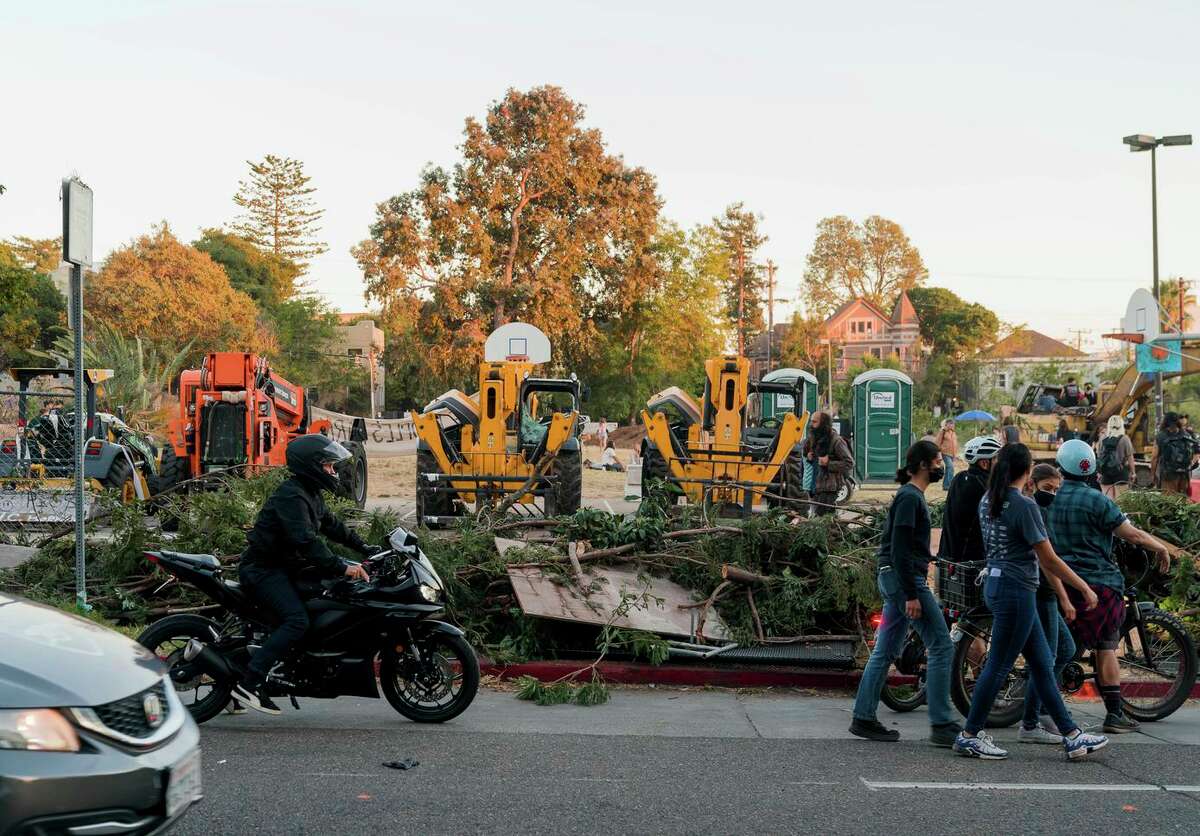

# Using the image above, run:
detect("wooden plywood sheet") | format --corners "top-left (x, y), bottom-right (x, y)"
top-left (507, 564), bottom-right (729, 641)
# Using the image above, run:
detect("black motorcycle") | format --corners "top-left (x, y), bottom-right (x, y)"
top-left (137, 527), bottom-right (479, 724)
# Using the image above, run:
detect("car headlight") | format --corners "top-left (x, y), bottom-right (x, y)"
top-left (418, 584), bottom-right (440, 603)
top-left (0, 709), bottom-right (81, 752)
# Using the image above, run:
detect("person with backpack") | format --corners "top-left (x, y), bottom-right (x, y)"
top-left (1152, 412), bottom-right (1194, 494)
top-left (1059, 377), bottom-right (1082, 408)
top-left (1096, 415), bottom-right (1135, 499)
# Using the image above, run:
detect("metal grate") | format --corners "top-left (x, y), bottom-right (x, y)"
top-left (711, 639), bottom-right (857, 669)
top-left (937, 559), bottom-right (986, 611)
top-left (92, 680), bottom-right (171, 740)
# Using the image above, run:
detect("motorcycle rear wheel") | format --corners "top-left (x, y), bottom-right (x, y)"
top-left (138, 615), bottom-right (232, 724)
top-left (380, 632), bottom-right (480, 723)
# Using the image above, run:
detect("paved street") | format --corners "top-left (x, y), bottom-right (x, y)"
top-left (177, 689), bottom-right (1200, 835)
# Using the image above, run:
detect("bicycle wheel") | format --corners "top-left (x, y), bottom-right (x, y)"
top-left (1118, 608), bottom-right (1198, 722)
top-left (881, 629), bottom-right (927, 712)
top-left (949, 614), bottom-right (1027, 728)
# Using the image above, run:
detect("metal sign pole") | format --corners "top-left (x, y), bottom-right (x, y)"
top-left (71, 264), bottom-right (87, 609)
top-left (62, 176), bottom-right (93, 610)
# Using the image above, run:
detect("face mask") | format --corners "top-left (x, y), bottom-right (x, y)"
top-left (929, 466), bottom-right (946, 483)
top-left (1034, 489), bottom-right (1057, 508)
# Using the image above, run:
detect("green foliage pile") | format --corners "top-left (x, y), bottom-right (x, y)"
top-left (0, 470), bottom-right (395, 623)
top-left (1116, 490), bottom-right (1200, 632)
top-left (421, 504), bottom-right (886, 663)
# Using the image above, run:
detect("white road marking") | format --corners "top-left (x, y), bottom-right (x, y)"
top-left (603, 500), bottom-right (614, 514)
top-left (861, 778), bottom-right (1200, 793)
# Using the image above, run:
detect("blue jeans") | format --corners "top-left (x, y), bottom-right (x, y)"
top-left (1022, 596), bottom-right (1077, 726)
top-left (965, 574), bottom-right (1079, 736)
top-left (942, 454), bottom-right (955, 490)
top-left (853, 568), bottom-right (956, 727)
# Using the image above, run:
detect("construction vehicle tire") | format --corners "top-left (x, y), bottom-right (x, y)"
top-left (416, 448), bottom-right (453, 526)
top-left (339, 441), bottom-right (368, 509)
top-left (640, 442), bottom-right (672, 508)
top-left (151, 445), bottom-right (188, 496)
top-left (548, 449), bottom-right (582, 517)
top-left (768, 450), bottom-right (806, 510)
top-left (102, 455), bottom-right (138, 504)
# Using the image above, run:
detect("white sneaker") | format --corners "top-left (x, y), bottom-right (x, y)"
top-left (953, 731), bottom-right (1008, 760)
top-left (1019, 723), bottom-right (1063, 744)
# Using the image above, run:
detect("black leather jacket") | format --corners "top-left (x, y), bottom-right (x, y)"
top-left (241, 475), bottom-right (367, 575)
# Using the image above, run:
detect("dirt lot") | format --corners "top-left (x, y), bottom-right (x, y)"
top-left (369, 444), bottom-right (633, 500)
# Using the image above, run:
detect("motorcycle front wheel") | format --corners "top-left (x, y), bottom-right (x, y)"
top-left (380, 631), bottom-right (480, 723)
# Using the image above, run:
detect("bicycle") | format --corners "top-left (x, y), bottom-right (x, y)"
top-left (948, 545), bottom-right (1198, 728)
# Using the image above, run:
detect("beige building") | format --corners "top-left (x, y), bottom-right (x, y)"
top-left (333, 313), bottom-right (385, 415)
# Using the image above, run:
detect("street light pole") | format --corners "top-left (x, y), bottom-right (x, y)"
top-left (1124, 132), bottom-right (1192, 423)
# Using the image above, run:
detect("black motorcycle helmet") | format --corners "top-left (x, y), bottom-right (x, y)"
top-left (286, 434), bottom-right (351, 493)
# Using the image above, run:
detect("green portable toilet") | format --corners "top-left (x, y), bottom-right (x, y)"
top-left (852, 369), bottom-right (913, 482)
top-left (760, 368), bottom-right (818, 419)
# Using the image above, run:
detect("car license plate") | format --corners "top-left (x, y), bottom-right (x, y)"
top-left (166, 748), bottom-right (203, 818)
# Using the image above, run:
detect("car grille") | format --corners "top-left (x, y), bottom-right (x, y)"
top-left (92, 680), bottom-right (172, 740)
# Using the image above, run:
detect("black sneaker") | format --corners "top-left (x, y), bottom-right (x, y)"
top-left (929, 722), bottom-right (963, 748)
top-left (1103, 712), bottom-right (1140, 734)
top-left (849, 718), bottom-right (900, 741)
top-left (231, 681), bottom-right (282, 715)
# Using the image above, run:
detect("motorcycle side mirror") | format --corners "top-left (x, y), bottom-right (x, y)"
top-left (116, 405), bottom-right (126, 422)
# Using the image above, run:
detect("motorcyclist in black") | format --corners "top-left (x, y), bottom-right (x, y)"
top-left (938, 435), bottom-right (1002, 563)
top-left (231, 434), bottom-right (373, 714)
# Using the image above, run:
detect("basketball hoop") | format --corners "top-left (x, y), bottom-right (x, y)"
top-left (1151, 345), bottom-right (1170, 361)
top-left (505, 355), bottom-right (529, 362)
top-left (1102, 332), bottom-right (1145, 344)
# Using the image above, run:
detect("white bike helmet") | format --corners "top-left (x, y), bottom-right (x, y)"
top-left (963, 435), bottom-right (1002, 464)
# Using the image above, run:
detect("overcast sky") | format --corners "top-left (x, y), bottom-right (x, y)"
top-left (3, 0), bottom-right (1197, 350)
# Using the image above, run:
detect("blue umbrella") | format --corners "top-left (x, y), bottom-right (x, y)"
top-left (956, 409), bottom-right (997, 422)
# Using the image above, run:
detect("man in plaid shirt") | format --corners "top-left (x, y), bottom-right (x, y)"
top-left (1044, 441), bottom-right (1171, 734)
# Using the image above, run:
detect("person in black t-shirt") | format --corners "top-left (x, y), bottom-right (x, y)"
top-left (850, 440), bottom-right (960, 746)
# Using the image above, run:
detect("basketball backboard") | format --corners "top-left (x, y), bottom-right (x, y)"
top-left (1120, 288), bottom-right (1160, 343)
top-left (484, 322), bottom-right (552, 363)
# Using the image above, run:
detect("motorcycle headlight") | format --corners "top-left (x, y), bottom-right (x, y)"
top-left (418, 584), bottom-right (440, 603)
top-left (0, 709), bottom-right (81, 752)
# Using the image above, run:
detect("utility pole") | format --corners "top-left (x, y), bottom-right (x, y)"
top-left (765, 260), bottom-right (777, 372)
top-left (1068, 328), bottom-right (1090, 351)
top-left (736, 246), bottom-right (746, 356)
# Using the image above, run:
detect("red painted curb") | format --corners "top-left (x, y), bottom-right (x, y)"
top-left (479, 659), bottom-right (1200, 698)
top-left (481, 659), bottom-right (863, 689)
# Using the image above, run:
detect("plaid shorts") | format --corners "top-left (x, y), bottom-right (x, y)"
top-left (1066, 583), bottom-right (1125, 650)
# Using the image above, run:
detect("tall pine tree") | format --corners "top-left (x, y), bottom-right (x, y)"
top-left (232, 155), bottom-right (328, 271)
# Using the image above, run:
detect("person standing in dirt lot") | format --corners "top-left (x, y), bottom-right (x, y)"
top-left (802, 411), bottom-right (854, 515)
top-left (1096, 415), bottom-right (1135, 499)
top-left (596, 417), bottom-right (609, 450)
top-left (935, 419), bottom-right (957, 490)
top-left (850, 439), bottom-right (960, 746)
top-left (1152, 412), bottom-right (1194, 494)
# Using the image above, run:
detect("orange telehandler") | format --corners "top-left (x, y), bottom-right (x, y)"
top-left (167, 352), bottom-right (368, 506)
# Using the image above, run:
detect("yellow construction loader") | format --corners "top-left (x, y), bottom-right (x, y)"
top-left (411, 323), bottom-right (583, 525)
top-left (1015, 342), bottom-right (1200, 484)
top-left (639, 355), bottom-right (809, 516)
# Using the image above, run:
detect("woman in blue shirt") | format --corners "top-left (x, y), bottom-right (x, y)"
top-left (953, 443), bottom-right (1109, 761)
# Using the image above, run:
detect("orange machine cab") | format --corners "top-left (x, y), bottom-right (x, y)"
top-left (170, 353), bottom-right (327, 479)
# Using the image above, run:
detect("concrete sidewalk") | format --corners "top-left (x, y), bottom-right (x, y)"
top-left (211, 687), bottom-right (1200, 747)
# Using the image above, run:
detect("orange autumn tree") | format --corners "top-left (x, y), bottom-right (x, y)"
top-left (86, 224), bottom-right (268, 355)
